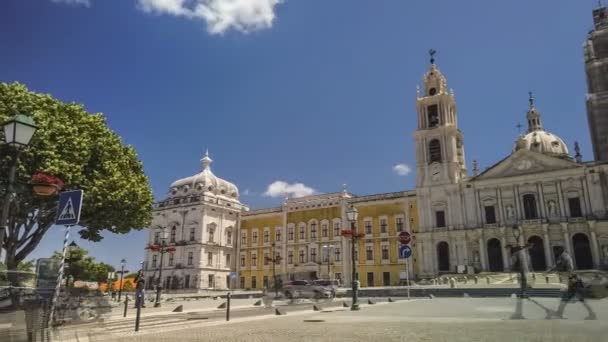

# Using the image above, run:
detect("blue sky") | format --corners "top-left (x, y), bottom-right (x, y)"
top-left (0, 0), bottom-right (599, 272)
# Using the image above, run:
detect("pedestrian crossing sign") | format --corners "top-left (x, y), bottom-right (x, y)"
top-left (55, 190), bottom-right (84, 225)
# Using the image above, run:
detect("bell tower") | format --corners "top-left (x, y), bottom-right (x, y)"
top-left (413, 50), bottom-right (467, 188)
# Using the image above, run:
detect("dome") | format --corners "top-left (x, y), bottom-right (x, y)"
top-left (514, 130), bottom-right (570, 157)
top-left (168, 151), bottom-right (240, 199)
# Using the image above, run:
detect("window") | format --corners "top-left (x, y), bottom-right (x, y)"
top-left (276, 229), bottom-right (282, 242)
top-left (367, 272), bottom-right (375, 287)
top-left (240, 255), bottom-right (245, 267)
top-left (263, 276), bottom-right (269, 288)
top-left (485, 206), bottom-right (497, 224)
top-left (323, 248), bottom-right (330, 262)
top-left (427, 104), bottom-right (439, 127)
top-left (154, 232), bottom-right (160, 244)
top-left (227, 232), bottom-right (232, 245)
top-left (429, 139), bottom-right (442, 163)
top-left (190, 228), bottom-right (196, 241)
top-left (241, 233), bottom-right (247, 245)
top-left (569, 198), bottom-right (583, 218)
top-left (252, 231), bottom-right (258, 243)
top-left (335, 273), bottom-right (342, 282)
top-left (299, 227), bottom-right (305, 240)
top-left (240, 277), bottom-right (245, 289)
top-left (381, 245), bottom-right (389, 260)
top-left (364, 246), bottom-right (372, 261)
top-left (207, 252), bottom-right (213, 266)
top-left (251, 254), bottom-right (257, 266)
top-left (299, 250), bottom-right (305, 263)
top-left (365, 221), bottom-right (372, 235)
top-left (275, 252), bottom-right (281, 264)
top-left (208, 229), bottom-right (214, 243)
top-left (288, 251), bottom-right (294, 264)
top-left (225, 254), bottom-right (231, 265)
top-left (335, 248), bottom-right (341, 261)
top-left (322, 224), bottom-right (328, 237)
top-left (310, 224), bottom-right (317, 239)
top-left (251, 276), bottom-right (257, 289)
top-left (170, 226), bottom-right (177, 243)
top-left (152, 255), bottom-right (157, 268)
top-left (310, 248), bottom-right (317, 263)
top-left (523, 194), bottom-right (538, 219)
top-left (333, 222), bottom-right (341, 237)
top-left (380, 218), bottom-right (387, 233)
top-left (436, 210), bottom-right (446, 228)
top-left (188, 251), bottom-right (194, 265)
top-left (168, 253), bottom-right (174, 266)
top-left (264, 252), bottom-right (269, 266)
top-left (288, 227), bottom-right (294, 240)
top-left (396, 217), bottom-right (404, 232)
top-left (264, 230), bottom-right (269, 243)
top-left (184, 275), bottom-right (190, 289)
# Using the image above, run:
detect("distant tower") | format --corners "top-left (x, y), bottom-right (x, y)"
top-left (584, 3), bottom-right (608, 161)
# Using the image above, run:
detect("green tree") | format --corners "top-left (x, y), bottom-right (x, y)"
top-left (122, 281), bottom-right (134, 291)
top-left (51, 247), bottom-right (115, 283)
top-left (0, 83), bottom-right (153, 270)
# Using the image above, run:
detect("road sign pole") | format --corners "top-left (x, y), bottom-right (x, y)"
top-left (48, 224), bottom-right (72, 327)
top-left (406, 258), bottom-right (410, 300)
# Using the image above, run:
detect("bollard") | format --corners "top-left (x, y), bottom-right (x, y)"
top-left (135, 292), bottom-right (142, 332)
top-left (545, 276), bottom-right (550, 284)
top-left (123, 296), bottom-right (129, 317)
top-left (486, 277), bottom-right (491, 285)
top-left (226, 292), bottom-right (231, 321)
top-left (474, 276), bottom-right (478, 284)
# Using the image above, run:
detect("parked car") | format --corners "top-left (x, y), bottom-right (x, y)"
top-left (281, 280), bottom-right (333, 300)
top-left (312, 279), bottom-right (344, 297)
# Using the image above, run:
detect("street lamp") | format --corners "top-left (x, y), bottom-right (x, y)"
top-left (1, 113), bottom-right (37, 256)
top-left (270, 242), bottom-right (279, 297)
top-left (346, 205), bottom-right (360, 311)
top-left (66, 241), bottom-right (79, 289)
top-left (511, 224), bottom-right (529, 298)
top-left (154, 227), bottom-right (169, 307)
top-left (117, 258), bottom-right (127, 301)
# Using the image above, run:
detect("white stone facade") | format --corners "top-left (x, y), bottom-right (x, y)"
top-left (142, 152), bottom-right (248, 292)
top-left (414, 59), bottom-right (608, 278)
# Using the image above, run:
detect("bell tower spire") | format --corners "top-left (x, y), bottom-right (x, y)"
top-left (526, 91), bottom-right (543, 132)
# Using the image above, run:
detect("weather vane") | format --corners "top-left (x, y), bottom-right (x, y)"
top-left (429, 49), bottom-right (437, 64)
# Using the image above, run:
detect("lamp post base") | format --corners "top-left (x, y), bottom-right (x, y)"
top-left (153, 302), bottom-right (161, 308)
top-left (350, 304), bottom-right (360, 311)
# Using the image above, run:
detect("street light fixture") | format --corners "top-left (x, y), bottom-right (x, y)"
top-left (118, 258), bottom-right (127, 302)
top-left (1, 113), bottom-right (37, 257)
top-left (511, 224), bottom-right (528, 298)
top-left (346, 205), bottom-right (360, 311)
top-left (154, 227), bottom-right (170, 307)
top-left (66, 241), bottom-right (79, 289)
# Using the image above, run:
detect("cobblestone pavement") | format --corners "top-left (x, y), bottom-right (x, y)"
top-left (90, 297), bottom-right (608, 342)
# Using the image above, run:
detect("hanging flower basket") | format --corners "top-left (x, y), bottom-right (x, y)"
top-left (30, 173), bottom-right (64, 196)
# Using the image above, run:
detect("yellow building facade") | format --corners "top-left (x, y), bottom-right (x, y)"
top-left (237, 190), bottom-right (418, 289)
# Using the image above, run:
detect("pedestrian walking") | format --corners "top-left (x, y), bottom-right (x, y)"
top-left (134, 271), bottom-right (146, 308)
top-left (552, 273), bottom-right (596, 320)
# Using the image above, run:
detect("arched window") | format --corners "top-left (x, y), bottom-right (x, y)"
top-left (427, 105), bottom-right (439, 127)
top-left (429, 139), bottom-right (442, 163)
top-left (170, 226), bottom-right (177, 243)
top-left (523, 194), bottom-right (538, 219)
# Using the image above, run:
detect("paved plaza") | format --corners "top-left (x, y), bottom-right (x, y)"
top-left (52, 297), bottom-right (608, 342)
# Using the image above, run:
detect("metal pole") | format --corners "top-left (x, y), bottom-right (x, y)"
top-left (226, 292), bottom-right (231, 321)
top-left (520, 249), bottom-right (527, 298)
top-left (154, 242), bottom-right (165, 307)
top-left (272, 244), bottom-right (278, 297)
top-left (350, 221), bottom-right (359, 311)
top-left (405, 258), bottom-right (410, 300)
top-left (0, 149), bottom-right (19, 258)
top-left (123, 296), bottom-right (129, 317)
top-left (327, 247), bottom-right (331, 277)
top-left (135, 291), bottom-right (142, 332)
top-left (48, 225), bottom-right (72, 327)
top-left (118, 264), bottom-right (125, 301)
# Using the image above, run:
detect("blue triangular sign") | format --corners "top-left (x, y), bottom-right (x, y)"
top-left (55, 190), bottom-right (84, 225)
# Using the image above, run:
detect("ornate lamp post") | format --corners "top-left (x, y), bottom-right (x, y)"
top-left (346, 205), bottom-right (361, 311)
top-left (0, 113), bottom-right (37, 256)
top-left (153, 228), bottom-right (171, 307)
top-left (117, 258), bottom-right (127, 301)
top-left (66, 241), bottom-right (80, 289)
top-left (266, 242), bottom-right (282, 297)
top-left (511, 224), bottom-right (530, 298)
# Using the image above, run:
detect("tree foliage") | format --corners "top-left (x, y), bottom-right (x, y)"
top-left (0, 82), bottom-right (153, 269)
top-left (51, 247), bottom-right (115, 283)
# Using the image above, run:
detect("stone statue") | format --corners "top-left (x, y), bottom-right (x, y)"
top-left (505, 205), bottom-right (514, 219)
top-left (548, 200), bottom-right (557, 216)
top-left (473, 251), bottom-right (480, 264)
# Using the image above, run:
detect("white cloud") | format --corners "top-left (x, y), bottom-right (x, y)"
top-left (51, 0), bottom-right (91, 6)
top-left (393, 163), bottom-right (411, 176)
top-left (137, 0), bottom-right (283, 34)
top-left (264, 181), bottom-right (316, 198)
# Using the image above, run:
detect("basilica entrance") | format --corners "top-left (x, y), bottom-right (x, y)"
top-left (572, 233), bottom-right (594, 269)
top-left (437, 241), bottom-right (450, 272)
top-left (527, 236), bottom-right (546, 271)
top-left (486, 238), bottom-right (504, 272)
